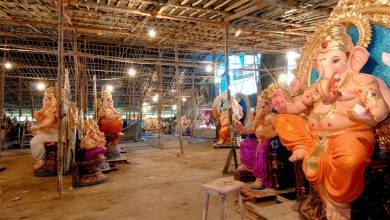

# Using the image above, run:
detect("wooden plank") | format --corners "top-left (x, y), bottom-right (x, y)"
top-left (245, 201), bottom-right (300, 220)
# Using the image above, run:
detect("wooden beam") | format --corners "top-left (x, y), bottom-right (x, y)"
top-left (158, 0), bottom-right (178, 14)
top-left (228, 0), bottom-right (270, 21)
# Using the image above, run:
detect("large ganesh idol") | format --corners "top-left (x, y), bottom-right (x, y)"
top-left (272, 18), bottom-right (390, 220)
top-left (97, 90), bottom-right (123, 159)
top-left (30, 87), bottom-right (58, 170)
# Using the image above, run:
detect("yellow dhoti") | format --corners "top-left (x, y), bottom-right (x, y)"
top-left (275, 114), bottom-right (374, 208)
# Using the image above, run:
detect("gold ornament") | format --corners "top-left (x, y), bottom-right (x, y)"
top-left (44, 87), bottom-right (56, 98)
top-left (294, 0), bottom-right (390, 87)
top-left (316, 25), bottom-right (355, 54)
top-left (102, 90), bottom-right (112, 99)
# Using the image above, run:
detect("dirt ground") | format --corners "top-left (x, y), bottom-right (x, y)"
top-left (0, 135), bottom-right (247, 220)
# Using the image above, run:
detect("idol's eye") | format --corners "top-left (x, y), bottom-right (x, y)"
top-left (332, 58), bottom-right (340, 64)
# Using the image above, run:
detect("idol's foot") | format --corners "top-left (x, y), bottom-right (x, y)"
top-left (288, 148), bottom-right (306, 162)
top-left (98, 154), bottom-right (106, 160)
top-left (217, 139), bottom-right (224, 145)
top-left (118, 132), bottom-right (124, 136)
top-left (249, 179), bottom-right (265, 190)
top-left (32, 160), bottom-right (44, 170)
top-left (326, 203), bottom-right (351, 220)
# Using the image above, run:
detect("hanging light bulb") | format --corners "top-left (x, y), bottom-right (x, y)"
top-left (128, 68), bottom-right (136, 77)
top-left (37, 82), bottom-right (46, 91)
top-left (4, 62), bottom-right (12, 69)
top-left (206, 65), bottom-right (213, 73)
top-left (182, 97), bottom-right (187, 102)
top-left (152, 95), bottom-right (158, 102)
top-left (172, 105), bottom-right (177, 110)
top-left (234, 29), bottom-right (242, 37)
top-left (106, 85), bottom-right (114, 92)
top-left (148, 29), bottom-right (156, 38)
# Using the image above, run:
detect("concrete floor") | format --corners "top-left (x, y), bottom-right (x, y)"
top-left (0, 135), bottom-right (248, 220)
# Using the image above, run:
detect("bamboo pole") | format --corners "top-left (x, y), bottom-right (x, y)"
top-left (175, 40), bottom-right (184, 155)
top-left (56, 0), bottom-right (65, 199)
top-left (18, 77), bottom-right (22, 121)
top-left (157, 45), bottom-right (162, 140)
top-left (132, 79), bottom-right (135, 120)
top-left (82, 40), bottom-right (88, 117)
top-left (225, 22), bottom-right (238, 168)
top-left (73, 31), bottom-right (80, 108)
top-left (93, 75), bottom-right (97, 119)
top-left (253, 46), bottom-right (262, 94)
top-left (29, 82), bottom-right (34, 120)
top-left (191, 70), bottom-right (195, 138)
top-left (0, 50), bottom-right (5, 133)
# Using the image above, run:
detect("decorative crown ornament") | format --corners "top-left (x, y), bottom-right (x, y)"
top-left (293, 0), bottom-right (390, 87)
top-left (44, 87), bottom-right (56, 98)
top-left (317, 25), bottom-right (355, 54)
top-left (102, 90), bottom-right (112, 99)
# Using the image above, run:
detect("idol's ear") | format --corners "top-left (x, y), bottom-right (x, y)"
top-left (348, 46), bottom-right (369, 73)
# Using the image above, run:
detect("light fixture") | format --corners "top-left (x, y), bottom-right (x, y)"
top-left (37, 82), bottom-right (46, 91)
top-left (152, 95), bottom-right (158, 102)
top-left (287, 51), bottom-right (300, 62)
top-left (143, 102), bottom-right (148, 106)
top-left (171, 89), bottom-right (176, 93)
top-left (278, 74), bottom-right (287, 84)
top-left (128, 68), bottom-right (136, 77)
top-left (148, 29), bottom-right (156, 38)
top-left (106, 85), bottom-right (114, 92)
top-left (182, 97), bottom-right (187, 102)
top-left (206, 65), bottom-right (213, 73)
top-left (286, 73), bottom-right (295, 85)
top-left (234, 29), bottom-right (242, 37)
top-left (4, 62), bottom-right (12, 70)
top-left (172, 105), bottom-right (177, 110)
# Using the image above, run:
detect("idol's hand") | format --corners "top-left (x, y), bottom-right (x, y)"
top-left (271, 90), bottom-right (287, 113)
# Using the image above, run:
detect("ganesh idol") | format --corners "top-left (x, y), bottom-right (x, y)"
top-left (97, 90), bottom-right (123, 158)
top-left (272, 24), bottom-right (389, 219)
top-left (29, 87), bottom-right (58, 170)
top-left (80, 118), bottom-right (106, 161)
top-left (238, 85), bottom-right (278, 190)
top-left (217, 95), bottom-right (244, 145)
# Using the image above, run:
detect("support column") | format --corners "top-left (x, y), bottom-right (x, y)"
top-left (73, 31), bottom-right (80, 110)
top-left (56, 0), bottom-right (65, 199)
top-left (29, 82), bottom-right (34, 120)
top-left (93, 75), bottom-right (97, 119)
top-left (223, 21), bottom-right (239, 172)
top-left (0, 50), bottom-right (6, 129)
top-left (253, 46), bottom-right (262, 95)
top-left (18, 77), bottom-right (22, 121)
top-left (175, 40), bottom-right (184, 155)
top-left (157, 45), bottom-right (162, 140)
top-left (192, 70), bottom-right (196, 138)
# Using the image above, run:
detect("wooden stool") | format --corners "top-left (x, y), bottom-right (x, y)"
top-left (202, 177), bottom-right (245, 220)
